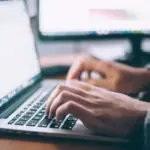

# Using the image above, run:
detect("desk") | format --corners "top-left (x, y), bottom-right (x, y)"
top-left (0, 55), bottom-right (137, 150)
top-left (0, 133), bottom-right (132, 150)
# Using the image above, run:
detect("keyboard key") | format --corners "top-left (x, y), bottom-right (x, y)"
top-left (27, 110), bottom-right (35, 114)
top-left (23, 113), bottom-right (33, 119)
top-left (69, 114), bottom-right (74, 117)
top-left (38, 116), bottom-right (51, 128)
top-left (19, 117), bottom-right (29, 122)
top-left (23, 107), bottom-right (28, 110)
top-left (36, 102), bottom-right (43, 106)
top-left (26, 119), bottom-right (39, 127)
top-left (67, 116), bottom-right (77, 122)
top-left (61, 117), bottom-right (77, 130)
top-left (20, 110), bottom-right (25, 114)
top-left (50, 122), bottom-right (61, 129)
top-left (39, 109), bottom-right (45, 114)
top-left (33, 105), bottom-right (40, 109)
top-left (40, 97), bottom-right (48, 103)
top-left (61, 125), bottom-right (73, 130)
top-left (41, 106), bottom-right (46, 110)
top-left (8, 113), bottom-right (22, 124)
top-left (26, 111), bottom-right (35, 115)
top-left (12, 116), bottom-right (20, 120)
top-left (32, 115), bottom-right (42, 121)
top-left (66, 120), bottom-right (76, 126)
top-left (17, 112), bottom-right (23, 116)
top-left (8, 118), bottom-right (16, 124)
top-left (52, 118), bottom-right (63, 124)
top-left (15, 120), bottom-right (26, 125)
top-left (30, 108), bottom-right (38, 112)
top-left (36, 112), bottom-right (44, 117)
top-left (28, 110), bottom-right (36, 114)
top-left (27, 103), bottom-right (32, 107)
top-left (8, 109), bottom-right (29, 125)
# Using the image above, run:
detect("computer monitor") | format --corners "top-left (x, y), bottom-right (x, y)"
top-left (38, 0), bottom-right (150, 40)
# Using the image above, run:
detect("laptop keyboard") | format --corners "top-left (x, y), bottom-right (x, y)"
top-left (8, 89), bottom-right (77, 130)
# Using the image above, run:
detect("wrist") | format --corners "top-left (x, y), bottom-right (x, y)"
top-left (131, 101), bottom-right (150, 138)
top-left (136, 101), bottom-right (150, 126)
top-left (137, 68), bottom-right (150, 88)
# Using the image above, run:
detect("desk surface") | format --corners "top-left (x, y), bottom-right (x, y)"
top-left (0, 54), bottom-right (136, 150)
top-left (0, 134), bottom-right (131, 150)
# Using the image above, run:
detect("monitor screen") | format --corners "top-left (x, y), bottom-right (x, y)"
top-left (0, 1), bottom-right (41, 107)
top-left (39, 0), bottom-right (150, 39)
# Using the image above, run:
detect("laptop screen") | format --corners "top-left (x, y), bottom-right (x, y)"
top-left (0, 1), bottom-right (41, 107)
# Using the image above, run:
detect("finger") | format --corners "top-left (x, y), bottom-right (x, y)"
top-left (67, 56), bottom-right (110, 80)
top-left (46, 87), bottom-right (59, 115)
top-left (66, 55), bottom-right (96, 80)
top-left (49, 91), bottom-right (94, 118)
top-left (46, 84), bottom-right (64, 115)
top-left (46, 83), bottom-right (98, 115)
top-left (55, 101), bottom-right (90, 121)
top-left (67, 61), bottom-right (84, 80)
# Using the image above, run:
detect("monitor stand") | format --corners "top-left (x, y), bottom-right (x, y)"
top-left (129, 36), bottom-right (143, 66)
top-left (128, 36), bottom-right (150, 67)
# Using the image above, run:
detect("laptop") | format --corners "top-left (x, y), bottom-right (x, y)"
top-left (0, 1), bottom-right (128, 143)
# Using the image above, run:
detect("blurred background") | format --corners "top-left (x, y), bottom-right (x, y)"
top-left (25, 0), bottom-right (150, 66)
top-left (1, 0), bottom-right (150, 73)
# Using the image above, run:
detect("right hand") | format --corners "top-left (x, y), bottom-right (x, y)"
top-left (46, 81), bottom-right (148, 137)
top-left (67, 54), bottom-right (150, 94)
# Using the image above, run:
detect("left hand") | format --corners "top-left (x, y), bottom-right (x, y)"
top-left (46, 80), bottom-right (148, 137)
top-left (67, 54), bottom-right (150, 94)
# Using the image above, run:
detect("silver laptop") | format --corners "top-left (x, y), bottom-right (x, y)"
top-left (0, 1), bottom-right (128, 143)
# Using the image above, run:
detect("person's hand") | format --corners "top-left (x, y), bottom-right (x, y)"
top-left (46, 80), bottom-right (149, 137)
top-left (67, 54), bottom-right (150, 94)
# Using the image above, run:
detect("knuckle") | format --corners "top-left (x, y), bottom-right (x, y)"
top-left (59, 91), bottom-right (68, 100)
top-left (66, 101), bottom-right (74, 111)
top-left (90, 109), bottom-right (101, 118)
top-left (77, 59), bottom-right (85, 67)
top-left (57, 84), bottom-right (65, 91)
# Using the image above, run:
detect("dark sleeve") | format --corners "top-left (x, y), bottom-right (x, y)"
top-left (144, 112), bottom-right (150, 150)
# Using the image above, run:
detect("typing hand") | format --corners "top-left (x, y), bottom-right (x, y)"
top-left (46, 80), bottom-right (148, 137)
top-left (67, 53), bottom-right (149, 94)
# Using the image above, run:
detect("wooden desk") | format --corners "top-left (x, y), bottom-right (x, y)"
top-left (0, 133), bottom-right (132, 150)
top-left (0, 54), bottom-right (136, 150)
